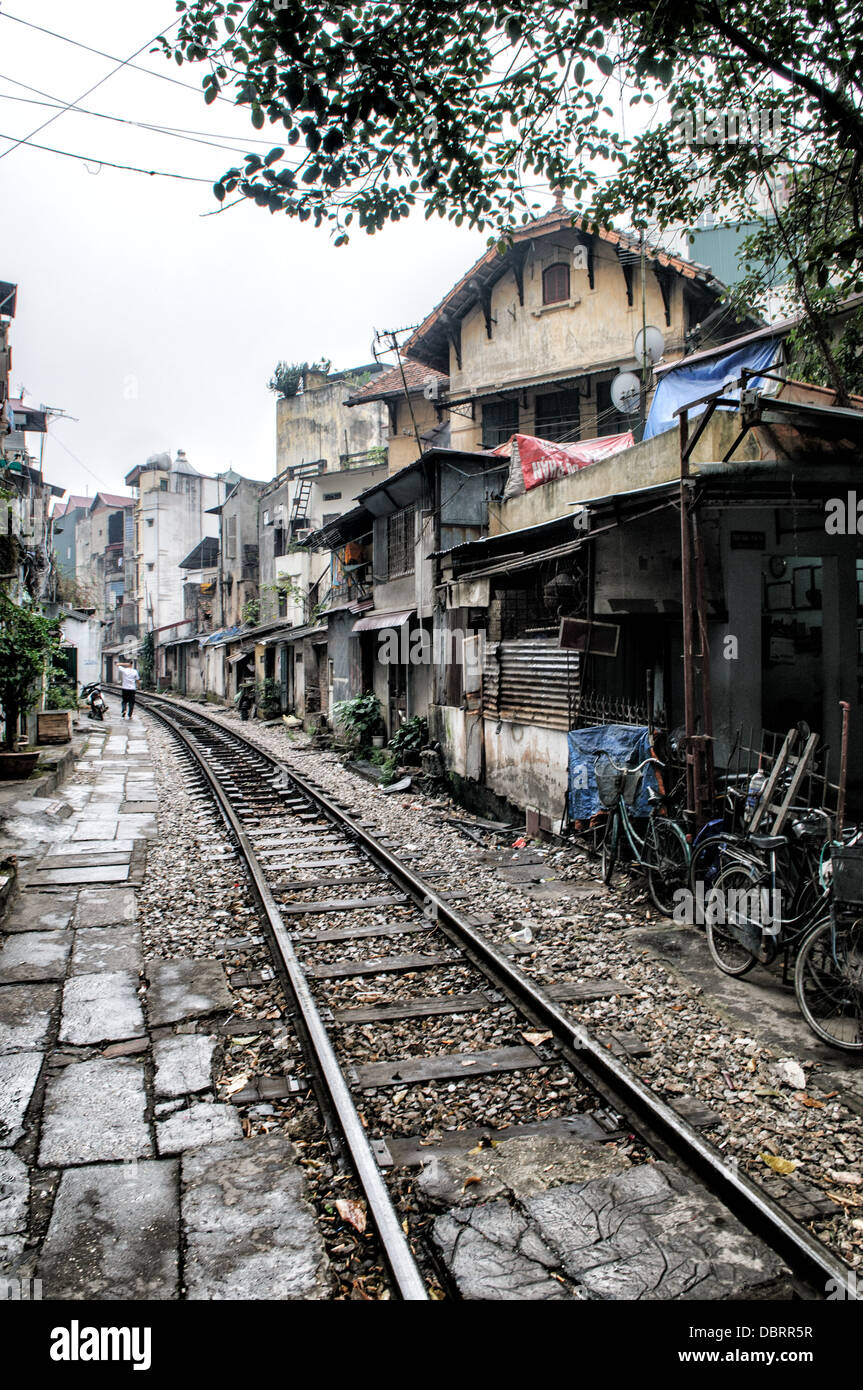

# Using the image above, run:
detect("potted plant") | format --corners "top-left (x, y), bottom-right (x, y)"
top-left (0, 591), bottom-right (63, 778)
top-left (37, 679), bottom-right (77, 744)
top-left (332, 692), bottom-right (384, 752)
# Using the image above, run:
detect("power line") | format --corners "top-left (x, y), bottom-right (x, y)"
top-left (0, 129), bottom-right (213, 182)
top-left (0, 15), bottom-right (183, 164)
top-left (46, 428), bottom-right (115, 493)
top-left (0, 68), bottom-right (281, 149)
top-left (0, 76), bottom-right (258, 158)
top-left (0, 10), bottom-right (237, 105)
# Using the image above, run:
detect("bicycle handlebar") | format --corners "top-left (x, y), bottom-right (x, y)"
top-left (593, 749), bottom-right (660, 775)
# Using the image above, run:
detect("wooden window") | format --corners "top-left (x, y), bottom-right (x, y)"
top-left (542, 262), bottom-right (570, 305)
top-left (386, 504), bottom-right (415, 578)
top-left (481, 399), bottom-right (519, 449)
top-left (535, 387), bottom-right (581, 443)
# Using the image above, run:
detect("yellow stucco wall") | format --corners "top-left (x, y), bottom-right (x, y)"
top-left (387, 394), bottom-right (442, 474)
top-left (447, 234), bottom-right (691, 451)
top-left (276, 376), bottom-right (387, 473)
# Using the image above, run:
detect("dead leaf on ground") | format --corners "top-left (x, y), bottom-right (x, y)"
top-left (760, 1152), bottom-right (798, 1175)
top-left (462, 1175), bottom-right (482, 1190)
top-left (224, 1074), bottom-right (251, 1096)
top-left (521, 1031), bottom-right (552, 1047)
top-left (795, 1092), bottom-right (825, 1108)
top-left (335, 1198), bottom-right (367, 1233)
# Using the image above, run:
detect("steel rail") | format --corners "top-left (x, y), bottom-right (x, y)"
top-left (137, 694), bottom-right (429, 1302)
top-left (138, 692), bottom-right (858, 1301)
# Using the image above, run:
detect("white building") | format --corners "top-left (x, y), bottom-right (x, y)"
top-left (124, 451), bottom-right (226, 632)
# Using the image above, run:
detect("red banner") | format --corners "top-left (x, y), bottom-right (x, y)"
top-left (495, 432), bottom-right (634, 493)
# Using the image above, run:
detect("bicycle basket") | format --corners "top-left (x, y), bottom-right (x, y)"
top-left (831, 846), bottom-right (863, 907)
top-left (622, 769), bottom-right (643, 807)
top-left (596, 761), bottom-right (626, 809)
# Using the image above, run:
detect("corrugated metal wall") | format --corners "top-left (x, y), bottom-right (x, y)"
top-left (482, 639), bottom-right (579, 731)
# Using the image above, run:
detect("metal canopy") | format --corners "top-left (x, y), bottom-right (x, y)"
top-left (351, 609), bottom-right (414, 634)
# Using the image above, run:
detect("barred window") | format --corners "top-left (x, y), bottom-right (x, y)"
top-left (481, 399), bottom-right (519, 449)
top-left (386, 505), bottom-right (415, 578)
top-left (535, 387), bottom-right (581, 442)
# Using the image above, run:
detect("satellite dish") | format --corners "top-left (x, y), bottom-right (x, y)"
top-left (634, 325), bottom-right (665, 365)
top-left (610, 372), bottom-right (641, 414)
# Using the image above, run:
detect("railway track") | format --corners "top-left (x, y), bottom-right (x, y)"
top-left (133, 691), bottom-right (857, 1302)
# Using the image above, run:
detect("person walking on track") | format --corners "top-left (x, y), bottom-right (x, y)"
top-left (119, 658), bottom-right (141, 720)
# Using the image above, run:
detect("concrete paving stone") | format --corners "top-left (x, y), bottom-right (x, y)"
top-left (0, 984), bottom-right (58, 1054)
top-left (2, 893), bottom-right (75, 933)
top-left (145, 958), bottom-right (232, 1027)
top-left (0, 1052), bottom-right (43, 1146)
top-left (31, 865), bottom-right (130, 887)
top-left (70, 927), bottom-right (142, 976)
top-left (38, 1160), bottom-right (179, 1300)
top-left (525, 1163), bottom-right (792, 1300)
top-left (76, 888), bottom-right (137, 928)
top-left (57, 840), bottom-right (134, 856)
top-left (59, 971), bottom-right (144, 1046)
top-left (40, 851), bottom-right (131, 870)
top-left (0, 1151), bottom-right (29, 1234)
top-left (154, 1034), bottom-right (218, 1098)
top-left (115, 815), bottom-right (157, 838)
top-left (155, 1102), bottom-right (242, 1155)
top-left (0, 1235), bottom-right (25, 1274)
top-left (10, 797), bottom-right (61, 815)
top-left (71, 821), bottom-right (118, 841)
top-left (39, 1058), bottom-right (151, 1166)
top-left (182, 1135), bottom-right (332, 1299)
top-left (120, 802), bottom-right (158, 815)
top-left (0, 931), bottom-right (72, 983)
top-left (432, 1202), bottom-right (573, 1301)
top-left (417, 1133), bottom-right (630, 1208)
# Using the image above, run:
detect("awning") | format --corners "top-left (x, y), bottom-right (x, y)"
top-left (260, 623), bottom-right (328, 646)
top-left (226, 647), bottom-right (255, 665)
top-left (161, 635), bottom-right (198, 649)
top-left (351, 608), bottom-right (414, 634)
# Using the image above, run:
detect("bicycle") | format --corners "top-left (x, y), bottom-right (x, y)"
top-left (705, 826), bottom-right (863, 1053)
top-left (595, 749), bottom-right (690, 917)
top-left (795, 844), bottom-right (863, 1053)
top-left (704, 811), bottom-right (834, 978)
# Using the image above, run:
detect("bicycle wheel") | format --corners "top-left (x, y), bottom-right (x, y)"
top-left (689, 832), bottom-right (738, 895)
top-left (705, 863), bottom-right (761, 976)
top-left (795, 916), bottom-right (863, 1053)
top-left (644, 816), bottom-right (690, 917)
top-left (601, 811), bottom-right (619, 886)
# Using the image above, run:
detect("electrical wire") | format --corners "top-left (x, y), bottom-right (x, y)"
top-left (0, 128), bottom-right (213, 181)
top-left (0, 10), bottom-right (240, 106)
top-left (0, 76), bottom-right (261, 158)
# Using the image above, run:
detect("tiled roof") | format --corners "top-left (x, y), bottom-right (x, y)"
top-left (90, 491), bottom-right (135, 511)
top-left (347, 359), bottom-right (448, 404)
top-left (55, 494), bottom-right (90, 516)
top-left (404, 207), bottom-right (721, 370)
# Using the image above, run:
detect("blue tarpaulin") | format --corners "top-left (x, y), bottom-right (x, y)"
top-left (567, 724), bottom-right (660, 821)
top-left (644, 339), bottom-right (780, 440)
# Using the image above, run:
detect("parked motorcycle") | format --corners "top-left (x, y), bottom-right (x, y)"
top-left (80, 680), bottom-right (109, 721)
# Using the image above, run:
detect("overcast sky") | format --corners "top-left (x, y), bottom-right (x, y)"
top-left (0, 1), bottom-right (497, 499)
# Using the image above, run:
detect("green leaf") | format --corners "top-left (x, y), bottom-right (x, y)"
top-left (597, 54), bottom-right (614, 77)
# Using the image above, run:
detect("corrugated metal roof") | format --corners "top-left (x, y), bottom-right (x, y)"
top-left (351, 608), bottom-right (414, 633)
